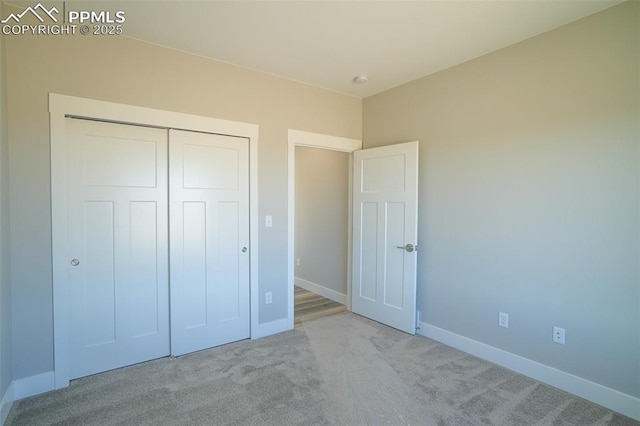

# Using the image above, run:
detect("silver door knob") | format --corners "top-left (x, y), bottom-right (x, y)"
top-left (242, 247), bottom-right (248, 253)
top-left (71, 259), bottom-right (80, 266)
top-left (396, 244), bottom-right (417, 253)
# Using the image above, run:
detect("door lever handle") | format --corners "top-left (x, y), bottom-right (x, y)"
top-left (396, 244), bottom-right (417, 253)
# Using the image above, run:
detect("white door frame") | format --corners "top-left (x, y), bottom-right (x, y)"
top-left (50, 93), bottom-right (259, 389)
top-left (286, 129), bottom-right (361, 329)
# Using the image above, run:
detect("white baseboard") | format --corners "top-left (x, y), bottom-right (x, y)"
top-left (13, 371), bottom-right (54, 401)
top-left (251, 317), bottom-right (291, 340)
top-left (295, 277), bottom-right (347, 305)
top-left (418, 322), bottom-right (640, 421)
top-left (0, 381), bottom-right (13, 426)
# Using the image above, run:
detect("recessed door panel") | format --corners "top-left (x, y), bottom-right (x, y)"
top-left (82, 201), bottom-right (116, 347)
top-left (360, 202), bottom-right (378, 301)
top-left (83, 137), bottom-right (157, 188)
top-left (183, 144), bottom-right (239, 190)
top-left (362, 154), bottom-right (405, 193)
top-left (181, 201), bottom-right (208, 329)
top-left (218, 201), bottom-right (241, 321)
top-left (130, 201), bottom-right (161, 338)
top-left (384, 202), bottom-right (405, 310)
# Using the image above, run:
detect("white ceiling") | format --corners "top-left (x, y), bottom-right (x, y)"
top-left (15, 1), bottom-right (625, 97)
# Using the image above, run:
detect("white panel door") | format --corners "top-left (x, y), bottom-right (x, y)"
top-left (169, 129), bottom-right (250, 356)
top-left (352, 141), bottom-right (419, 334)
top-left (66, 118), bottom-right (170, 379)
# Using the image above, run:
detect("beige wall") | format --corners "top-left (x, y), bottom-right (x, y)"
top-left (364, 1), bottom-right (639, 398)
top-left (5, 11), bottom-right (361, 379)
top-left (295, 146), bottom-right (349, 295)
top-left (0, 0), bottom-right (13, 408)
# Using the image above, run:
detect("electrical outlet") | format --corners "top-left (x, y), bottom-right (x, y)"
top-left (265, 292), bottom-right (272, 304)
top-left (553, 326), bottom-right (565, 345)
top-left (498, 312), bottom-right (509, 328)
top-left (296, 258), bottom-right (300, 267)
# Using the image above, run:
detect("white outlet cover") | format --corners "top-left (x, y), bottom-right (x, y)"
top-left (498, 312), bottom-right (509, 328)
top-left (553, 326), bottom-right (565, 344)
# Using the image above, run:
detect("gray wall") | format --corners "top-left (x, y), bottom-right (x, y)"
top-left (295, 146), bottom-right (349, 295)
top-left (5, 4), bottom-right (361, 380)
top-left (0, 0), bottom-right (12, 404)
top-left (363, 1), bottom-right (639, 398)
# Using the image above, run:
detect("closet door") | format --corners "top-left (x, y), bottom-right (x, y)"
top-left (66, 119), bottom-right (170, 379)
top-left (169, 130), bottom-right (250, 356)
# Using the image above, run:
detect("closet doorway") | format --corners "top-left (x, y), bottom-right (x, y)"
top-left (50, 94), bottom-right (259, 389)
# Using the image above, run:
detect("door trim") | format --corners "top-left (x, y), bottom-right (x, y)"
top-left (286, 129), bottom-right (361, 329)
top-left (50, 93), bottom-right (259, 389)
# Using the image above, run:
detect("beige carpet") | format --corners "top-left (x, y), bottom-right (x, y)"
top-left (6, 313), bottom-right (638, 425)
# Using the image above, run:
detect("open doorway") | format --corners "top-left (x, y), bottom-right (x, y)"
top-left (286, 130), bottom-right (362, 328)
top-left (294, 146), bottom-right (349, 325)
